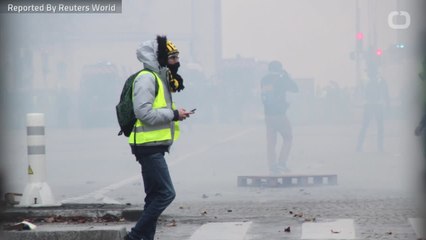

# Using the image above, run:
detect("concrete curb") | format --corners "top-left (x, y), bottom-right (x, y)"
top-left (3, 204), bottom-right (131, 222)
top-left (2, 225), bottom-right (128, 240)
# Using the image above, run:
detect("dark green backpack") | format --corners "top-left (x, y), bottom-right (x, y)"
top-left (116, 69), bottom-right (157, 137)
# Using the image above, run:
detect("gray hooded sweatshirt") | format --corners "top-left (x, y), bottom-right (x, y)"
top-left (133, 40), bottom-right (177, 150)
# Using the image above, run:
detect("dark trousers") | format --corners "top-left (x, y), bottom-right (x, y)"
top-left (356, 104), bottom-right (384, 152)
top-left (128, 152), bottom-right (176, 240)
top-left (265, 115), bottom-right (293, 171)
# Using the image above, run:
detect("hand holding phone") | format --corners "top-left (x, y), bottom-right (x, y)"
top-left (177, 108), bottom-right (196, 120)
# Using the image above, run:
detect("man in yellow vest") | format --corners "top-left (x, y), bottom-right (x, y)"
top-left (125, 36), bottom-right (192, 240)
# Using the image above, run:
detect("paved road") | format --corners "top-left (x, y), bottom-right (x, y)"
top-left (3, 121), bottom-right (425, 239)
top-left (144, 188), bottom-right (422, 240)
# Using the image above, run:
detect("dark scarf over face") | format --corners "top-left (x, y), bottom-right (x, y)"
top-left (156, 35), bottom-right (185, 92)
top-left (167, 62), bottom-right (185, 92)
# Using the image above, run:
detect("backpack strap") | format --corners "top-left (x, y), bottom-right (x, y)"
top-left (141, 69), bottom-right (159, 96)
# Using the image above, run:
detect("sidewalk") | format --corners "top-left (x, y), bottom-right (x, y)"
top-left (2, 204), bottom-right (138, 240)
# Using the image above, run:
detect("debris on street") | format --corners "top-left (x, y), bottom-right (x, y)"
top-left (166, 219), bottom-right (177, 227)
top-left (4, 221), bottom-right (36, 231)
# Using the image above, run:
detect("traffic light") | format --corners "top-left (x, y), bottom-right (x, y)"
top-left (395, 43), bottom-right (405, 49)
top-left (376, 48), bottom-right (383, 56)
top-left (356, 32), bottom-right (364, 50)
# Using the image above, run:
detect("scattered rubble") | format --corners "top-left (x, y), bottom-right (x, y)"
top-left (166, 219), bottom-right (177, 227)
top-left (304, 217), bottom-right (316, 222)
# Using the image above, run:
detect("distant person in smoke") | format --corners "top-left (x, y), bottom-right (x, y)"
top-left (415, 43), bottom-right (426, 230)
top-left (356, 64), bottom-right (390, 152)
top-left (415, 58), bottom-right (426, 140)
top-left (261, 60), bottom-right (298, 175)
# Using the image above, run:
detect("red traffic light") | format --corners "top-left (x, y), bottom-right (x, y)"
top-left (376, 48), bottom-right (383, 56)
top-left (356, 32), bottom-right (364, 40)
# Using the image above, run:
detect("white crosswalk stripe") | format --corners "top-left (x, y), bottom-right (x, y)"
top-left (188, 222), bottom-right (252, 240)
top-left (301, 219), bottom-right (355, 239)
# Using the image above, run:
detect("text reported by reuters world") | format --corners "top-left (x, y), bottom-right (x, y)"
top-left (2, 0), bottom-right (121, 13)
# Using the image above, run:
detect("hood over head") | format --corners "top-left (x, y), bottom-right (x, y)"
top-left (136, 35), bottom-right (170, 71)
top-left (136, 39), bottom-right (160, 71)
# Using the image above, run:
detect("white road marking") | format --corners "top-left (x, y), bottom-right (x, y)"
top-left (169, 128), bottom-right (254, 167)
top-left (188, 222), bottom-right (252, 240)
top-left (61, 176), bottom-right (140, 203)
top-left (62, 128), bottom-right (254, 203)
top-left (301, 219), bottom-right (355, 239)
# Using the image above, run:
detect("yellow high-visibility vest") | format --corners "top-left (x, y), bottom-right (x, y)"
top-left (129, 70), bottom-right (180, 145)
